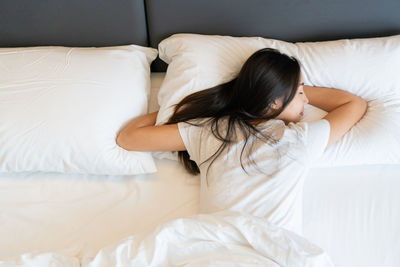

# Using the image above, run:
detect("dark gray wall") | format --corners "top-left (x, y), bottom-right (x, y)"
top-left (0, 0), bottom-right (148, 47)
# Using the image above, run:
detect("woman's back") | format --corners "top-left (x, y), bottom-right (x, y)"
top-left (178, 117), bottom-right (331, 234)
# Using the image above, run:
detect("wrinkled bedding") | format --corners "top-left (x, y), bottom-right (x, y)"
top-left (1, 211), bottom-right (334, 267)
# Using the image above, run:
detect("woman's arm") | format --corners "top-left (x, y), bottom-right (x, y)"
top-left (116, 111), bottom-right (186, 151)
top-left (304, 85), bottom-right (368, 147)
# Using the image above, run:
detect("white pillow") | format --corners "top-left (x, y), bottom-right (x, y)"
top-left (0, 44), bottom-right (158, 175)
top-left (155, 33), bottom-right (400, 167)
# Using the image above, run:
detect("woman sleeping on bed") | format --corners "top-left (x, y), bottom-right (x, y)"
top-left (116, 48), bottom-right (367, 234)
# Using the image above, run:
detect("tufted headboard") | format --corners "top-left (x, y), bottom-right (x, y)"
top-left (1, 0), bottom-right (399, 71)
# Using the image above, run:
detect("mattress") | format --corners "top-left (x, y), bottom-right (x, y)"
top-left (0, 73), bottom-right (399, 266)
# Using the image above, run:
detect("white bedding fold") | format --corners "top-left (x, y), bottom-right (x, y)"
top-left (0, 211), bottom-right (334, 267)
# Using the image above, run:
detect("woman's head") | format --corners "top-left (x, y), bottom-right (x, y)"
top-left (167, 47), bottom-right (308, 175)
top-left (230, 47), bottom-right (308, 124)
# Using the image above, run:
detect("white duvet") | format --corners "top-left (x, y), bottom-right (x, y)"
top-left (0, 211), bottom-right (334, 267)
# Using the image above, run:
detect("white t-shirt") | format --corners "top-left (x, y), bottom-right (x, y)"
top-left (178, 118), bottom-right (330, 235)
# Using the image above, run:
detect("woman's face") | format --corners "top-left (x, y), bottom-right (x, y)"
top-left (272, 76), bottom-right (309, 124)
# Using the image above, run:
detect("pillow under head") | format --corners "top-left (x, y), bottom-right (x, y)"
top-left (155, 33), bottom-right (400, 167)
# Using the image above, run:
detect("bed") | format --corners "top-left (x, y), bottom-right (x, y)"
top-left (1, 0), bottom-right (400, 266)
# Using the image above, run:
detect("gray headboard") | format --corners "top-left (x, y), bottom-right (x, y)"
top-left (0, 0), bottom-right (148, 47)
top-left (1, 0), bottom-right (399, 71)
top-left (146, 0), bottom-right (400, 71)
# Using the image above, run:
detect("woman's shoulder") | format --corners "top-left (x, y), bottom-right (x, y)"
top-left (177, 118), bottom-right (210, 129)
top-left (257, 119), bottom-right (319, 143)
top-left (282, 119), bottom-right (331, 154)
top-left (256, 119), bottom-right (287, 139)
top-left (285, 119), bottom-right (330, 135)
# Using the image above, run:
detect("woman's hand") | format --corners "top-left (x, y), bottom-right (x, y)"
top-left (116, 111), bottom-right (186, 151)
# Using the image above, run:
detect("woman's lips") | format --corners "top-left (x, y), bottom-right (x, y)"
top-left (300, 112), bottom-right (304, 116)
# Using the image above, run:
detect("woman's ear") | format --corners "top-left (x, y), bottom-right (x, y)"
top-left (270, 101), bottom-right (279, 110)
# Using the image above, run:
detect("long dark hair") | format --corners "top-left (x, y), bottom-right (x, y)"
top-left (166, 48), bottom-right (301, 176)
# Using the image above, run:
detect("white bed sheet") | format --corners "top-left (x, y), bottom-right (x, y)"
top-left (304, 164), bottom-right (400, 267)
top-left (0, 158), bottom-right (199, 260)
top-left (0, 72), bottom-right (399, 267)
